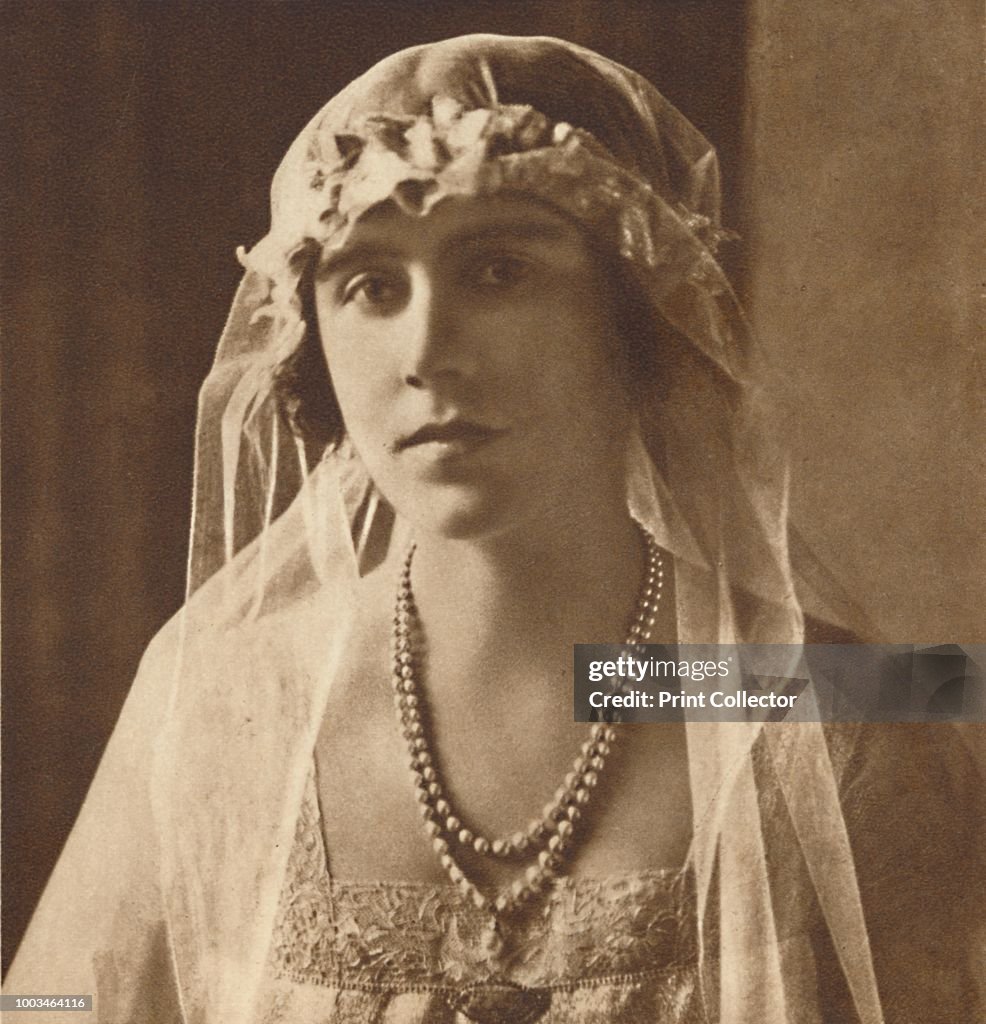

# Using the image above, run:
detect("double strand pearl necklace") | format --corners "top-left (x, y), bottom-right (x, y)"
top-left (390, 524), bottom-right (664, 954)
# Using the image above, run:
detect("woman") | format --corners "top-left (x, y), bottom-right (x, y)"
top-left (8, 34), bottom-right (982, 1023)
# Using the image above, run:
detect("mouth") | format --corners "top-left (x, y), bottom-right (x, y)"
top-left (396, 419), bottom-right (508, 456)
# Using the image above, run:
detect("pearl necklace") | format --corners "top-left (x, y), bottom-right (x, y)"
top-left (391, 524), bottom-right (664, 953)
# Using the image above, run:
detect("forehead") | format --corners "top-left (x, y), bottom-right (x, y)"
top-left (324, 194), bottom-right (593, 264)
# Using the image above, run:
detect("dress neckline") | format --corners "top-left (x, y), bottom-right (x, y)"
top-left (269, 763), bottom-right (700, 994)
top-left (309, 753), bottom-right (693, 892)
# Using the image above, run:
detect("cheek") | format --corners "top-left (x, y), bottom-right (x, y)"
top-left (528, 304), bottom-right (628, 406)
top-left (323, 345), bottom-right (365, 418)
top-left (314, 288), bottom-right (403, 433)
top-left (320, 331), bottom-right (396, 436)
top-left (557, 326), bottom-right (633, 442)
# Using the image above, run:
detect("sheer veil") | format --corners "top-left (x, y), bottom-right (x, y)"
top-left (9, 35), bottom-right (896, 1023)
top-left (178, 35), bottom-right (885, 1022)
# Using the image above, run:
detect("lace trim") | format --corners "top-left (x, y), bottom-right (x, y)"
top-left (239, 97), bottom-right (734, 330)
top-left (269, 767), bottom-right (698, 991)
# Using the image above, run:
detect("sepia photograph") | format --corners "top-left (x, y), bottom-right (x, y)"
top-left (3, 2), bottom-right (984, 1021)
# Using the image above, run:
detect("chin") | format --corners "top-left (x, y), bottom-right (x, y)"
top-left (397, 483), bottom-right (523, 543)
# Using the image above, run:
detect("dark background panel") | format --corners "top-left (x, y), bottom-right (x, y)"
top-left (1, 0), bottom-right (746, 973)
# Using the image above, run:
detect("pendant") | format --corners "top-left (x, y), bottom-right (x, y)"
top-left (480, 917), bottom-right (504, 958)
top-left (447, 982), bottom-right (552, 1024)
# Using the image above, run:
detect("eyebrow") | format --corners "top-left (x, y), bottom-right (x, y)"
top-left (316, 243), bottom-right (403, 280)
top-left (316, 217), bottom-right (577, 280)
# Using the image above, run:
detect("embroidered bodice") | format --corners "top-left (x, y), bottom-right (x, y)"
top-left (258, 768), bottom-right (706, 1023)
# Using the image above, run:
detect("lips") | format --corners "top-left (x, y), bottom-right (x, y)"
top-left (397, 419), bottom-right (507, 454)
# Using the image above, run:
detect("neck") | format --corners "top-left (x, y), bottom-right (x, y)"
top-left (408, 497), bottom-right (645, 688)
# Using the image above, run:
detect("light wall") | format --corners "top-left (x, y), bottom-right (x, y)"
top-left (743, 1), bottom-right (984, 643)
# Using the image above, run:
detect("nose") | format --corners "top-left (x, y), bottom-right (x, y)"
top-left (401, 272), bottom-right (473, 389)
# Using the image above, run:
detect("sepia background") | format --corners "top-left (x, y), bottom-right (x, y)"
top-left (2, 0), bottom-right (982, 973)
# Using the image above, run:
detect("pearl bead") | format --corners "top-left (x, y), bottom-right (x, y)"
top-left (391, 525), bottom-right (663, 913)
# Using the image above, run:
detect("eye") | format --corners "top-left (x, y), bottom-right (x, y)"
top-left (341, 270), bottom-right (407, 312)
top-left (471, 254), bottom-right (533, 289)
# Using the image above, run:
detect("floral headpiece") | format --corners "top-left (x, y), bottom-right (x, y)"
top-left (238, 95), bottom-right (734, 351)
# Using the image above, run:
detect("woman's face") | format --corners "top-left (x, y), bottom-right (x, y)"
top-left (314, 194), bottom-right (633, 541)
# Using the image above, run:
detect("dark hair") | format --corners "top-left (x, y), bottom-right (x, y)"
top-left (271, 262), bottom-right (345, 453)
top-left (271, 250), bottom-right (681, 458)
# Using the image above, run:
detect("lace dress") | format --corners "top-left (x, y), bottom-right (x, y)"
top-left (257, 767), bottom-right (706, 1023)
